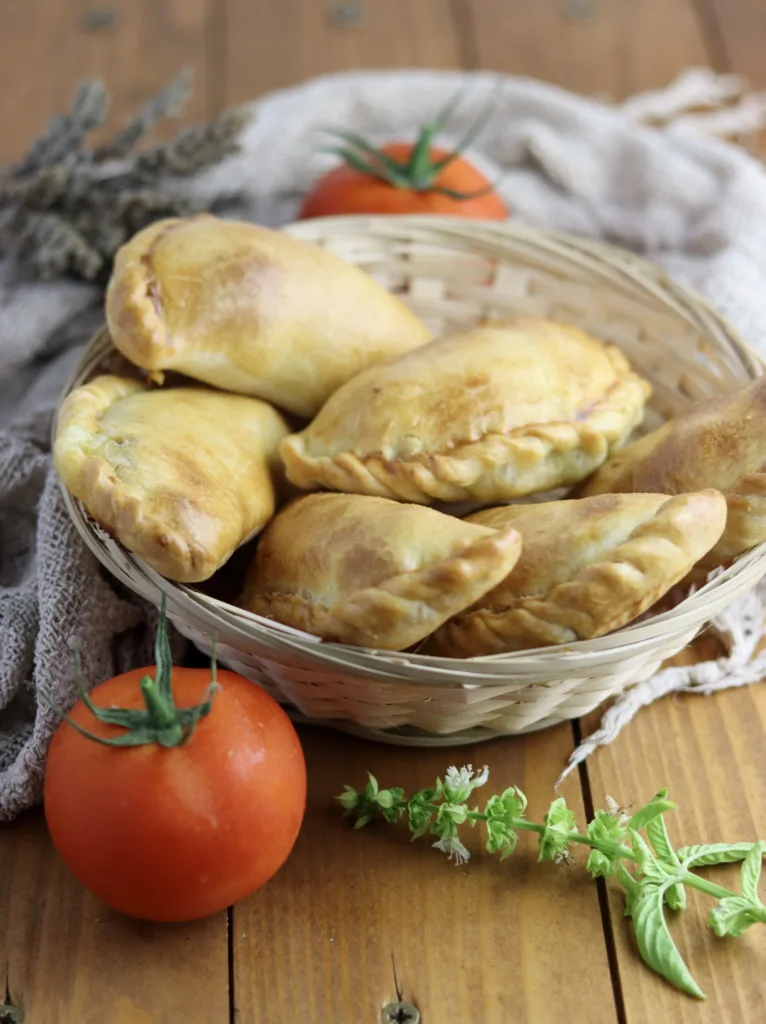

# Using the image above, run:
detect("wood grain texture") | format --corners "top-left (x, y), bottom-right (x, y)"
top-left (463, 0), bottom-right (710, 98)
top-left (0, 811), bottom-right (229, 1024)
top-left (223, 0), bottom-right (462, 107)
top-left (582, 683), bottom-right (766, 1022)
top-left (232, 725), bottom-right (617, 1024)
top-left (0, 0), bottom-right (213, 163)
top-left (705, 0), bottom-right (766, 87)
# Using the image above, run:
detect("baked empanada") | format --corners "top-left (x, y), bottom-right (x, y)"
top-left (280, 317), bottom-right (651, 504)
top-left (581, 377), bottom-right (766, 567)
top-left (240, 493), bottom-right (523, 650)
top-left (428, 490), bottom-right (727, 657)
top-left (106, 215), bottom-right (431, 418)
top-left (54, 375), bottom-right (289, 583)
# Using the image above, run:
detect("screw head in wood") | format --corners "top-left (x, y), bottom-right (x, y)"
top-left (330, 2), bottom-right (365, 28)
top-left (83, 8), bottom-right (116, 30)
top-left (562, 0), bottom-right (594, 20)
top-left (381, 1001), bottom-right (421, 1024)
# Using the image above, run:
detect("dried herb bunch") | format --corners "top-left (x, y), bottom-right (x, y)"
top-left (0, 70), bottom-right (250, 283)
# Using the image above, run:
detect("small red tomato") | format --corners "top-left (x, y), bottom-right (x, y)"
top-left (300, 142), bottom-right (508, 221)
top-left (300, 95), bottom-right (508, 221)
top-left (44, 608), bottom-right (306, 923)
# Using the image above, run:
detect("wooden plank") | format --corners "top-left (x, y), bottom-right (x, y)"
top-left (0, 1), bottom-right (212, 165)
top-left (464, 0), bottom-right (711, 99)
top-left (705, 0), bottom-right (766, 88)
top-left (232, 725), bottom-right (618, 1023)
top-left (0, 811), bottom-right (230, 1024)
top-left (223, 0), bottom-right (463, 107)
top-left (582, 683), bottom-right (766, 1022)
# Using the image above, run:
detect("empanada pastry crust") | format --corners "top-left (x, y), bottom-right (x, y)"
top-left (55, 375), bottom-right (289, 583)
top-left (280, 318), bottom-right (651, 504)
top-left (428, 490), bottom-right (727, 657)
top-left (240, 493), bottom-right (523, 650)
top-left (581, 378), bottom-right (766, 567)
top-left (105, 215), bottom-right (431, 418)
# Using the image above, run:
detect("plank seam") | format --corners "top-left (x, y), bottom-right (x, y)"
top-left (690, 0), bottom-right (731, 72)
top-left (207, 0), bottom-right (227, 118)
top-left (449, 0), bottom-right (479, 70)
top-left (228, 905), bottom-right (236, 1023)
top-left (572, 718), bottom-right (629, 1024)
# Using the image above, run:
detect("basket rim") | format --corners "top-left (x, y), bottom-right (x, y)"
top-left (63, 503), bottom-right (765, 685)
top-left (56, 214), bottom-right (766, 684)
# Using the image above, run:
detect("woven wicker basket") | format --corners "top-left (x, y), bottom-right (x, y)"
top-left (57, 215), bottom-right (766, 746)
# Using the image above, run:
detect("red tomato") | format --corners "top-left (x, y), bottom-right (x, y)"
top-left (44, 667), bottom-right (306, 923)
top-left (300, 143), bottom-right (508, 221)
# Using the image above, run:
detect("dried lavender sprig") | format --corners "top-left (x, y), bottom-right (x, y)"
top-left (0, 72), bottom-right (250, 282)
top-left (134, 106), bottom-right (251, 178)
top-left (13, 81), bottom-right (108, 177)
top-left (93, 69), bottom-right (193, 161)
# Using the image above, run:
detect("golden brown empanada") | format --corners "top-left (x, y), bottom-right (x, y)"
top-left (54, 375), bottom-right (289, 583)
top-left (105, 215), bottom-right (431, 418)
top-left (240, 493), bottom-right (523, 650)
top-left (428, 490), bottom-right (727, 657)
top-left (581, 377), bottom-right (766, 567)
top-left (280, 317), bottom-right (651, 504)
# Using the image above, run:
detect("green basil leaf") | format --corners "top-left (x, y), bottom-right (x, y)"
top-left (410, 819), bottom-right (430, 840)
top-left (629, 882), bottom-right (705, 999)
top-left (336, 786), bottom-right (360, 812)
top-left (709, 896), bottom-right (766, 938)
top-left (587, 849), bottom-right (615, 880)
top-left (538, 797), bottom-right (577, 862)
top-left (589, 808), bottom-right (628, 844)
top-left (646, 816), bottom-right (685, 907)
top-left (646, 815), bottom-right (678, 865)
top-left (740, 841), bottom-right (766, 904)
top-left (629, 829), bottom-right (666, 882)
top-left (628, 790), bottom-right (677, 833)
top-left (664, 883), bottom-right (687, 912)
top-left (679, 843), bottom-right (759, 868)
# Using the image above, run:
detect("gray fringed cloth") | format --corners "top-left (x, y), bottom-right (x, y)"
top-left (3, 69), bottom-right (766, 819)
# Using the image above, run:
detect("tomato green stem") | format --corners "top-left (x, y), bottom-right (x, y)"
top-left (139, 675), bottom-right (184, 746)
top-left (322, 89), bottom-right (499, 198)
top-left (40, 594), bottom-right (218, 749)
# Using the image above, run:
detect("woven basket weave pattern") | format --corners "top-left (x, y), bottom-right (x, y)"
top-left (58, 216), bottom-right (766, 745)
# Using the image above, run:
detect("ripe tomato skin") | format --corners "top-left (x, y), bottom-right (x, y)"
top-left (43, 668), bottom-right (307, 923)
top-left (299, 144), bottom-right (508, 221)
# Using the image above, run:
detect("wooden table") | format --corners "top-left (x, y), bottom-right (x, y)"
top-left (2, 2), bottom-right (766, 1022)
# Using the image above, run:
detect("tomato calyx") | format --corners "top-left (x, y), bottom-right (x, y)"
top-left (322, 89), bottom-right (499, 200)
top-left (45, 595), bottom-right (219, 749)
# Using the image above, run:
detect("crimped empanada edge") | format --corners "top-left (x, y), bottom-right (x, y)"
top-left (280, 370), bottom-right (651, 504)
top-left (702, 474), bottom-right (766, 567)
top-left (54, 374), bottom-right (277, 584)
top-left (431, 489), bottom-right (727, 657)
top-left (244, 527), bottom-right (523, 651)
top-left (105, 217), bottom-right (184, 371)
top-left (56, 449), bottom-right (225, 584)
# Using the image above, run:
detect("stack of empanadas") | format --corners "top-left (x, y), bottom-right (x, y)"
top-left (54, 214), bottom-right (763, 656)
top-left (56, 215), bottom-right (432, 583)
